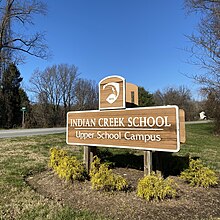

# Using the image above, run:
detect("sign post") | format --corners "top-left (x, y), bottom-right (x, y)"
top-left (84, 146), bottom-right (97, 173)
top-left (21, 106), bottom-right (27, 128)
top-left (144, 151), bottom-right (152, 176)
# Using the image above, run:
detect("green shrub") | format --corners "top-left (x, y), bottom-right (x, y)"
top-left (90, 156), bottom-right (128, 191)
top-left (49, 148), bottom-right (86, 181)
top-left (137, 172), bottom-right (177, 201)
top-left (180, 159), bottom-right (218, 188)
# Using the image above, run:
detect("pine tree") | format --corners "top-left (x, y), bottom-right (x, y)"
top-left (138, 87), bottom-right (155, 107)
top-left (1, 63), bottom-right (23, 128)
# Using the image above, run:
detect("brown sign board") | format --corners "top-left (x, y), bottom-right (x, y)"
top-left (126, 82), bottom-right (138, 106)
top-left (66, 106), bottom-right (180, 152)
top-left (99, 76), bottom-right (126, 110)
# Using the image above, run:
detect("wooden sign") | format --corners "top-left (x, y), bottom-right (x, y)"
top-left (179, 109), bottom-right (186, 143)
top-left (66, 106), bottom-right (180, 152)
top-left (126, 82), bottom-right (138, 106)
top-left (99, 75), bottom-right (126, 110)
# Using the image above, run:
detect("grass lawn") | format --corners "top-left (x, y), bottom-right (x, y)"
top-left (0, 122), bottom-right (219, 219)
top-left (177, 123), bottom-right (220, 172)
top-left (0, 134), bottom-right (105, 220)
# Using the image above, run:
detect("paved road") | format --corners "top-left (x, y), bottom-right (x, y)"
top-left (0, 120), bottom-right (212, 139)
top-left (185, 120), bottom-right (212, 124)
top-left (0, 127), bottom-right (66, 138)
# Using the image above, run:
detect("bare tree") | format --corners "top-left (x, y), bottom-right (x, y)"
top-left (201, 87), bottom-right (220, 132)
top-left (153, 86), bottom-right (197, 121)
top-left (29, 64), bottom-right (78, 126)
top-left (57, 64), bottom-right (79, 114)
top-left (185, 0), bottom-right (220, 130)
top-left (0, 0), bottom-right (48, 79)
top-left (153, 90), bottom-right (164, 106)
top-left (184, 0), bottom-right (220, 86)
top-left (74, 78), bottom-right (99, 110)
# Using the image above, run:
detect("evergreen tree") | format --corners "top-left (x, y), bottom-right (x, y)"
top-left (1, 63), bottom-right (23, 128)
top-left (138, 87), bottom-right (155, 107)
top-left (0, 87), bottom-right (4, 127)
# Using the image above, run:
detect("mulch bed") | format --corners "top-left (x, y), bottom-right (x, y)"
top-left (27, 168), bottom-right (220, 220)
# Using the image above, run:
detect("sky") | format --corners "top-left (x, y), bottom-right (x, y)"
top-left (18, 0), bottom-right (203, 100)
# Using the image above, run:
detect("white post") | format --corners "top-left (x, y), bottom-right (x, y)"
top-left (22, 110), bottom-right (25, 128)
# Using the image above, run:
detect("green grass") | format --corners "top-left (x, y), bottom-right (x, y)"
top-left (0, 122), bottom-right (219, 219)
top-left (177, 123), bottom-right (220, 171)
top-left (0, 134), bottom-right (105, 220)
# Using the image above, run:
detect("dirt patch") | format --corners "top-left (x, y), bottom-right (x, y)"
top-left (27, 168), bottom-right (220, 220)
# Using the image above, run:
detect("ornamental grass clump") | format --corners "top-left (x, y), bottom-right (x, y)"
top-left (137, 172), bottom-right (177, 201)
top-left (90, 156), bottom-right (128, 191)
top-left (49, 148), bottom-right (87, 182)
top-left (180, 159), bottom-right (218, 188)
